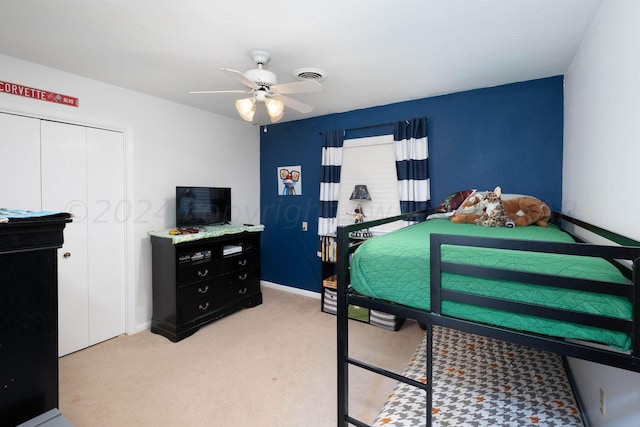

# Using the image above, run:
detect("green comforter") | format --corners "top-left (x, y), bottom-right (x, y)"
top-left (350, 219), bottom-right (632, 350)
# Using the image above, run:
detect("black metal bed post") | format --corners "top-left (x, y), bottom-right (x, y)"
top-left (426, 322), bottom-right (433, 427)
top-left (633, 257), bottom-right (640, 357)
top-left (336, 226), bottom-right (349, 426)
top-left (427, 234), bottom-right (442, 427)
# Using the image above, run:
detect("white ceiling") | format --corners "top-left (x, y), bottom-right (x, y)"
top-left (0, 0), bottom-right (602, 125)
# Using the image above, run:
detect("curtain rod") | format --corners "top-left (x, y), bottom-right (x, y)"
top-left (344, 122), bottom-right (394, 133)
top-left (319, 122), bottom-right (394, 136)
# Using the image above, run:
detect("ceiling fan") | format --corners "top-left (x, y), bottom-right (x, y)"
top-left (190, 50), bottom-right (323, 123)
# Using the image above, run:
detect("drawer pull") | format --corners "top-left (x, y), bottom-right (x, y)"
top-left (239, 288), bottom-right (247, 295)
top-left (197, 269), bottom-right (209, 277)
top-left (238, 259), bottom-right (248, 267)
top-left (238, 273), bottom-right (248, 281)
top-left (198, 285), bottom-right (209, 294)
top-left (199, 302), bottom-right (210, 311)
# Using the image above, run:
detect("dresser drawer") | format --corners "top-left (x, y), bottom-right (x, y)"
top-left (179, 278), bottom-right (224, 305)
top-left (225, 279), bottom-right (260, 301)
top-left (222, 250), bottom-right (259, 272)
top-left (222, 265), bottom-right (259, 287)
top-left (179, 296), bottom-right (225, 322)
top-left (177, 258), bottom-right (224, 284)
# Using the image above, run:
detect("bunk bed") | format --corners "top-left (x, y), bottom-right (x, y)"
top-left (335, 211), bottom-right (640, 427)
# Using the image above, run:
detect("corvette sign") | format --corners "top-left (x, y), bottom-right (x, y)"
top-left (0, 80), bottom-right (79, 107)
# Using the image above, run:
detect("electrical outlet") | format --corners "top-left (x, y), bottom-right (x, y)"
top-left (302, 221), bottom-right (308, 232)
top-left (599, 387), bottom-right (606, 417)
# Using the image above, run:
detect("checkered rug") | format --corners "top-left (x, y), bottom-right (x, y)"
top-left (372, 326), bottom-right (584, 427)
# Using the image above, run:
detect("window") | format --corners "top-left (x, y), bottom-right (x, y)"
top-left (336, 134), bottom-right (403, 235)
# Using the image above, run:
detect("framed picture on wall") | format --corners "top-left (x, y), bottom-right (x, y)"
top-left (278, 165), bottom-right (301, 196)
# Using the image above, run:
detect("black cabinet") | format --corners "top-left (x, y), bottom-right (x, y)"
top-left (0, 215), bottom-right (70, 426)
top-left (150, 231), bottom-right (262, 342)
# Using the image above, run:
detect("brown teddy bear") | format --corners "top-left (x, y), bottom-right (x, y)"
top-left (450, 187), bottom-right (551, 227)
top-left (503, 195), bottom-right (551, 227)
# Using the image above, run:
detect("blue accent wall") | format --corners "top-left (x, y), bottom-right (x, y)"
top-left (260, 76), bottom-right (564, 292)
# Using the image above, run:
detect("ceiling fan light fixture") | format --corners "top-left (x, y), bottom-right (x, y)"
top-left (192, 51), bottom-right (320, 124)
top-left (265, 98), bottom-right (285, 121)
top-left (266, 101), bottom-right (284, 123)
top-left (235, 97), bottom-right (256, 122)
top-left (268, 110), bottom-right (284, 123)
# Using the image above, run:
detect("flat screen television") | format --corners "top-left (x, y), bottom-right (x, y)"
top-left (176, 186), bottom-right (231, 227)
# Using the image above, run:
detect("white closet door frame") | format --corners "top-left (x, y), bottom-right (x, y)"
top-left (0, 107), bottom-right (134, 339)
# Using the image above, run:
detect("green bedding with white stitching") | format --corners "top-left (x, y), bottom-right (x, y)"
top-left (350, 218), bottom-right (632, 350)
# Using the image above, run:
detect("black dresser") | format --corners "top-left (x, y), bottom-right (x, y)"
top-left (150, 227), bottom-right (262, 342)
top-left (0, 213), bottom-right (71, 426)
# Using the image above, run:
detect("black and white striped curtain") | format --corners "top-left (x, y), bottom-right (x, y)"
top-left (394, 117), bottom-right (429, 224)
top-left (318, 130), bottom-right (344, 236)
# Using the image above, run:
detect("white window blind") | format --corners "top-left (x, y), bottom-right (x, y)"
top-left (336, 134), bottom-right (404, 235)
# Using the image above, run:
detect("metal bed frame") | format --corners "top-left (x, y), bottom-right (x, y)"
top-left (336, 211), bottom-right (640, 427)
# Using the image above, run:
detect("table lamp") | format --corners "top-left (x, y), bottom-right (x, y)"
top-left (349, 185), bottom-right (372, 237)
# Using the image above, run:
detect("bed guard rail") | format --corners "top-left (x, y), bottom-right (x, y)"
top-left (429, 227), bottom-right (640, 372)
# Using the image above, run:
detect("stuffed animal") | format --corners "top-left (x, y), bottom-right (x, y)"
top-left (474, 187), bottom-right (513, 227)
top-left (451, 188), bottom-right (551, 227)
top-left (502, 196), bottom-right (551, 227)
top-left (450, 191), bottom-right (485, 224)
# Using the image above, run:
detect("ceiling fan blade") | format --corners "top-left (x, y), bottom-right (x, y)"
top-left (189, 90), bottom-right (249, 94)
top-left (220, 68), bottom-right (260, 90)
top-left (274, 94), bottom-right (314, 114)
top-left (272, 80), bottom-right (322, 95)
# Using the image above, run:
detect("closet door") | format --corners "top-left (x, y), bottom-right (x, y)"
top-left (86, 127), bottom-right (125, 346)
top-left (0, 113), bottom-right (42, 211)
top-left (41, 121), bottom-right (126, 356)
top-left (41, 121), bottom-right (89, 356)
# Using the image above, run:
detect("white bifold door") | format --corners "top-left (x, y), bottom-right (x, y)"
top-left (0, 113), bottom-right (126, 356)
top-left (41, 121), bottom-right (126, 356)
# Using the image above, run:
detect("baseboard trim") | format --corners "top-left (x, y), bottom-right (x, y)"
top-left (261, 280), bottom-right (321, 300)
top-left (135, 321), bottom-right (151, 334)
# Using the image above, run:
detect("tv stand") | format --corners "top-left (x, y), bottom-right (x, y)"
top-left (149, 225), bottom-right (262, 342)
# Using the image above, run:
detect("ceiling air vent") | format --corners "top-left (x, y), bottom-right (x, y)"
top-left (294, 68), bottom-right (327, 82)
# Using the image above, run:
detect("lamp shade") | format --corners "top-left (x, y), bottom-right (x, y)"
top-left (265, 98), bottom-right (285, 123)
top-left (235, 97), bottom-right (256, 122)
top-left (349, 185), bottom-right (371, 201)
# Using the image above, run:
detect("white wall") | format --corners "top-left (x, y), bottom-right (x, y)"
top-left (0, 54), bottom-right (260, 334)
top-left (563, 1), bottom-right (640, 426)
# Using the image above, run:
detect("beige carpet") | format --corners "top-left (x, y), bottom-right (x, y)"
top-left (59, 285), bottom-right (424, 427)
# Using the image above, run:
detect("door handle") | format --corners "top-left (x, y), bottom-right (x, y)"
top-left (63, 252), bottom-right (71, 258)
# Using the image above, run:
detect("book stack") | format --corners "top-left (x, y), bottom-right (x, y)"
top-left (320, 236), bottom-right (337, 262)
